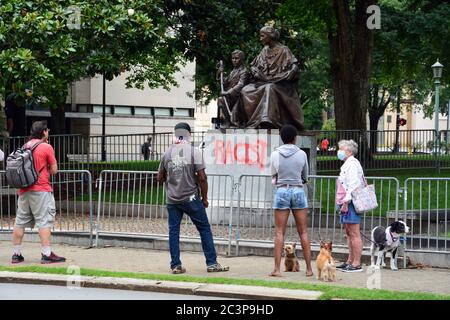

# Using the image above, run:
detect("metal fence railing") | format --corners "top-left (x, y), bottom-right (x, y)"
top-left (232, 174), bottom-right (401, 254)
top-left (439, 130), bottom-right (450, 169)
top-left (402, 178), bottom-right (449, 255)
top-left (0, 135), bottom-right (86, 171)
top-left (2, 129), bottom-right (449, 175)
top-left (312, 130), bottom-right (361, 172)
top-left (1, 167), bottom-right (448, 263)
top-left (361, 130), bottom-right (438, 170)
top-left (87, 132), bottom-right (206, 163)
top-left (0, 170), bottom-right (94, 246)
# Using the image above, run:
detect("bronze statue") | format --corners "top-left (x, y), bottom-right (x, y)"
top-left (231, 26), bottom-right (304, 131)
top-left (216, 50), bottom-right (249, 128)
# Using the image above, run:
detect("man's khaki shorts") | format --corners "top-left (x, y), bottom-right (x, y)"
top-left (15, 192), bottom-right (56, 229)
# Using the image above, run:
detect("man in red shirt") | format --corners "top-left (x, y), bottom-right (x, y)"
top-left (321, 138), bottom-right (330, 154)
top-left (11, 121), bottom-right (66, 264)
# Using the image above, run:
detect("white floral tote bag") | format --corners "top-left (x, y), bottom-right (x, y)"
top-left (351, 176), bottom-right (378, 213)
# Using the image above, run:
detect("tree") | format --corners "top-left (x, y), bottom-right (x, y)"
top-left (0, 0), bottom-right (184, 134)
top-left (367, 1), bottom-right (450, 152)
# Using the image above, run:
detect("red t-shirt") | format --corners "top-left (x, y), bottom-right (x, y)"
top-left (18, 139), bottom-right (57, 195)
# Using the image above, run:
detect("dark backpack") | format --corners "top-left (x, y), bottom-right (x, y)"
top-left (5, 141), bottom-right (44, 188)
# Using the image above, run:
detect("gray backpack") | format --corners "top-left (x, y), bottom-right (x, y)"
top-left (5, 141), bottom-right (44, 188)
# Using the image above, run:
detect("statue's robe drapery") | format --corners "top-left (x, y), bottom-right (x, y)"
top-left (232, 43), bottom-right (304, 130)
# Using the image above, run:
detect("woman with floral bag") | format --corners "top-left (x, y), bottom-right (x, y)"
top-left (335, 139), bottom-right (365, 273)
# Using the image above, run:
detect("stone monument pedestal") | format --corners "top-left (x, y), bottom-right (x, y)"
top-left (203, 129), bottom-right (317, 226)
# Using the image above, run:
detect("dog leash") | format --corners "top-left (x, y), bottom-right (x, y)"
top-left (360, 232), bottom-right (381, 247)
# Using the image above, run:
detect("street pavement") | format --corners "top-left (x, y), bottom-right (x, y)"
top-left (0, 241), bottom-right (449, 296)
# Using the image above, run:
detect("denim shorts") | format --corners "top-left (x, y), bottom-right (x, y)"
top-left (273, 187), bottom-right (308, 210)
top-left (338, 201), bottom-right (361, 224)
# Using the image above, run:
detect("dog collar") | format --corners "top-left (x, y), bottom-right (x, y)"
top-left (389, 230), bottom-right (398, 243)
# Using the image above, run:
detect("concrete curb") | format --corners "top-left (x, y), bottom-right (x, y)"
top-left (0, 271), bottom-right (323, 300)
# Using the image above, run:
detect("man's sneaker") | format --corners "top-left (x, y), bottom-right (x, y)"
top-left (41, 252), bottom-right (66, 264)
top-left (207, 263), bottom-right (229, 273)
top-left (342, 265), bottom-right (363, 273)
top-left (336, 262), bottom-right (349, 271)
top-left (171, 265), bottom-right (186, 274)
top-left (11, 254), bottom-right (24, 264)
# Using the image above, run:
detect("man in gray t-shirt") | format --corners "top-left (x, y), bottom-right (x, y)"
top-left (159, 143), bottom-right (205, 204)
top-left (157, 122), bottom-right (229, 274)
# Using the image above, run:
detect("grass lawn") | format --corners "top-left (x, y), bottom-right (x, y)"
top-left (0, 265), bottom-right (449, 300)
top-left (81, 186), bottom-right (165, 205)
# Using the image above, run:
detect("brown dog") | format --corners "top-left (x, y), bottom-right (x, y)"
top-left (316, 241), bottom-right (336, 282)
top-left (284, 243), bottom-right (300, 272)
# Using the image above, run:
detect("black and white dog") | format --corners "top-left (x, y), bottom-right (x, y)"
top-left (370, 221), bottom-right (410, 271)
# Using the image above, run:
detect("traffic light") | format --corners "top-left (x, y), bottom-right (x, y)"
top-left (399, 118), bottom-right (407, 126)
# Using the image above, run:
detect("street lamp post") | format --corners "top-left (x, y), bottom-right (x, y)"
top-left (102, 74), bottom-right (106, 161)
top-left (432, 59), bottom-right (443, 156)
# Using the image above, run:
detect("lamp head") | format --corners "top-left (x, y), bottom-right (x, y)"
top-left (432, 59), bottom-right (443, 79)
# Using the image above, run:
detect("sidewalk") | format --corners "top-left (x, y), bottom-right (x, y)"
top-left (1, 241), bottom-right (449, 296)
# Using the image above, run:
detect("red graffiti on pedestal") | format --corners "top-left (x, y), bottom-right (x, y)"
top-left (214, 139), bottom-right (268, 171)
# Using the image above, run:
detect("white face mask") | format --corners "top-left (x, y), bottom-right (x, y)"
top-left (337, 150), bottom-right (347, 161)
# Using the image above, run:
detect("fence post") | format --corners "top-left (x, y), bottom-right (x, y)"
top-left (403, 180), bottom-right (408, 269)
top-left (95, 173), bottom-right (103, 247)
top-left (235, 179), bottom-right (242, 256)
top-left (87, 171), bottom-right (94, 247)
top-left (227, 178), bottom-right (237, 256)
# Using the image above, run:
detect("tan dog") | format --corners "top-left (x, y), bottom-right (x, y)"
top-left (284, 243), bottom-right (300, 272)
top-left (316, 241), bottom-right (336, 282)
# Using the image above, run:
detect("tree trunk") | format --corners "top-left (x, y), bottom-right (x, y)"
top-left (329, 0), bottom-right (376, 164)
top-left (49, 103), bottom-right (68, 165)
top-left (50, 103), bottom-right (66, 134)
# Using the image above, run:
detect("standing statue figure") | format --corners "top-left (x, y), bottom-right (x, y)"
top-left (232, 26), bottom-right (304, 131)
top-left (216, 50), bottom-right (249, 128)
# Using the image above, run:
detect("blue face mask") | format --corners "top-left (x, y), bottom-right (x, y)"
top-left (337, 150), bottom-right (346, 161)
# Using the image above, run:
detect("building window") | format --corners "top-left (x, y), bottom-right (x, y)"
top-left (135, 107), bottom-right (152, 116)
top-left (78, 105), bottom-right (89, 113)
top-left (93, 105), bottom-right (112, 114)
top-left (114, 106), bottom-right (132, 115)
top-left (173, 108), bottom-right (190, 117)
top-left (154, 108), bottom-right (171, 116)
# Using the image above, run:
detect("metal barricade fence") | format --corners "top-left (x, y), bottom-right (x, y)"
top-left (0, 170), bottom-right (94, 246)
top-left (233, 174), bottom-right (400, 255)
top-left (308, 175), bottom-right (400, 248)
top-left (94, 170), bottom-right (234, 251)
top-left (402, 178), bottom-right (449, 256)
top-left (95, 170), bottom-right (167, 246)
top-left (0, 171), bottom-right (18, 231)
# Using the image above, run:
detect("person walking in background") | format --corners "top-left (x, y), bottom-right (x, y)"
top-left (335, 139), bottom-right (364, 273)
top-left (141, 136), bottom-right (152, 160)
top-left (157, 122), bottom-right (229, 274)
top-left (11, 121), bottom-right (66, 264)
top-left (269, 124), bottom-right (313, 277)
top-left (321, 137), bottom-right (329, 154)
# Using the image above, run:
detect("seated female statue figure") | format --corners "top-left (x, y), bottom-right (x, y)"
top-left (232, 26), bottom-right (304, 131)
